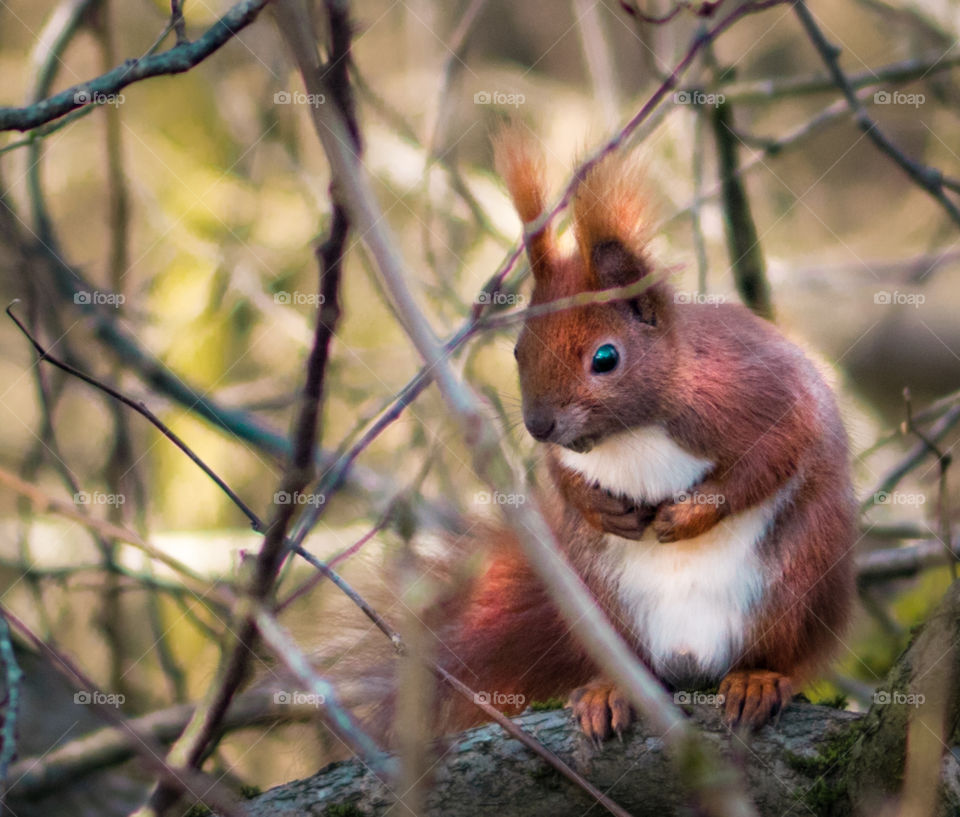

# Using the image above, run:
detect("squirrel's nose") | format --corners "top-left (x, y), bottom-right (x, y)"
top-left (524, 409), bottom-right (556, 442)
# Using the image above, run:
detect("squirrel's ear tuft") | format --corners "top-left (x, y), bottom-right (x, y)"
top-left (493, 123), bottom-right (547, 223)
top-left (493, 124), bottom-right (555, 280)
top-left (575, 153), bottom-right (669, 323)
top-left (573, 151), bottom-right (650, 278)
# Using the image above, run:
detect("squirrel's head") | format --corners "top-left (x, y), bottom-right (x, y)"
top-left (494, 126), bottom-right (677, 453)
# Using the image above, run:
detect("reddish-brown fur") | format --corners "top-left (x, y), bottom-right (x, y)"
top-left (357, 129), bottom-right (855, 745)
top-left (422, 128), bottom-right (856, 740)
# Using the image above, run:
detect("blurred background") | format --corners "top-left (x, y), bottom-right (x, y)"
top-left (0, 0), bottom-right (959, 812)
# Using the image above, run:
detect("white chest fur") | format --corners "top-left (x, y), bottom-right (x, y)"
top-left (559, 427), bottom-right (787, 683)
top-left (558, 426), bottom-right (713, 505)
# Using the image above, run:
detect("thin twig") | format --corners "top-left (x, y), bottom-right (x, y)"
top-left (902, 388), bottom-right (955, 579)
top-left (145, 3), bottom-right (362, 809)
top-left (690, 97), bottom-right (710, 293)
top-left (619, 0), bottom-right (725, 25)
top-left (862, 404), bottom-right (960, 510)
top-left (575, 0), bottom-right (620, 129)
top-left (2, 608), bottom-right (246, 817)
top-left (711, 98), bottom-right (773, 319)
top-left (691, 49), bottom-right (960, 104)
top-left (793, 0), bottom-right (960, 228)
top-left (6, 303), bottom-right (264, 532)
top-left (170, 0), bottom-right (188, 45)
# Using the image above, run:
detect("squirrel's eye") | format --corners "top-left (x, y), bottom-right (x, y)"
top-left (591, 344), bottom-right (619, 374)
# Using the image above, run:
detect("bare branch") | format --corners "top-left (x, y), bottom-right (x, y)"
top-left (698, 49), bottom-right (960, 103)
top-left (143, 4), bottom-right (366, 810)
top-left (0, 0), bottom-right (268, 133)
top-left (8, 691), bottom-right (310, 799)
top-left (6, 303), bottom-right (264, 531)
top-left (857, 534), bottom-right (960, 584)
top-left (2, 609), bottom-right (247, 817)
top-left (793, 0), bottom-right (960, 228)
top-left (862, 404), bottom-right (960, 510)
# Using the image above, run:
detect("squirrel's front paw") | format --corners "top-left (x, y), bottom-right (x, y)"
top-left (568, 681), bottom-right (634, 743)
top-left (596, 503), bottom-right (657, 540)
top-left (572, 483), bottom-right (655, 540)
top-left (653, 494), bottom-right (724, 542)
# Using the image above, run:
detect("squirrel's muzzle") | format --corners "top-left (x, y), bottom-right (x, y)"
top-left (523, 408), bottom-right (556, 442)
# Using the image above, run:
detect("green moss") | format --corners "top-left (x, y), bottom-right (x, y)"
top-left (529, 697), bottom-right (566, 711)
top-left (815, 692), bottom-right (849, 711)
top-left (183, 805), bottom-right (212, 817)
top-left (240, 784), bottom-right (262, 799)
top-left (323, 805), bottom-right (367, 817)
top-left (785, 722), bottom-right (863, 813)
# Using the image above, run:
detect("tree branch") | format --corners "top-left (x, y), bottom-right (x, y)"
top-left (238, 703), bottom-right (865, 817)
top-left (0, 0), bottom-right (269, 132)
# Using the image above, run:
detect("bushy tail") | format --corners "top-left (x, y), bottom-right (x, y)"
top-left (265, 518), bottom-right (595, 756)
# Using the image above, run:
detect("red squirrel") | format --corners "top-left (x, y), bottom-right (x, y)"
top-left (420, 127), bottom-right (857, 741)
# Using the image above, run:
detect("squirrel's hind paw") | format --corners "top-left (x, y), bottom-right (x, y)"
top-left (568, 681), bottom-right (634, 743)
top-left (718, 670), bottom-right (793, 730)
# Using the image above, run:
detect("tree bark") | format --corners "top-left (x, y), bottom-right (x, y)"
top-left (241, 704), bottom-right (862, 816)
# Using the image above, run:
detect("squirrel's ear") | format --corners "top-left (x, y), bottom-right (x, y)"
top-left (573, 152), bottom-right (650, 279)
top-left (575, 154), bottom-right (669, 324)
top-left (493, 124), bottom-right (555, 282)
top-left (590, 241), bottom-right (668, 325)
